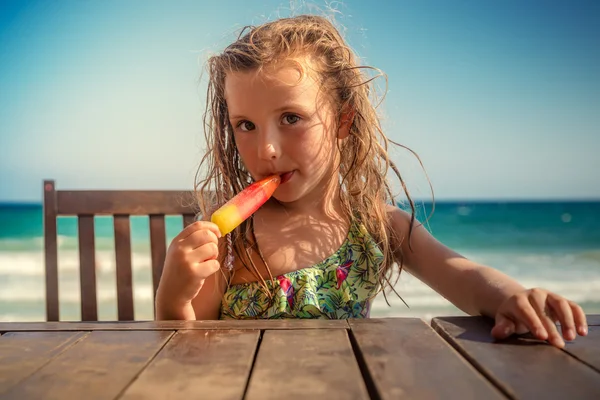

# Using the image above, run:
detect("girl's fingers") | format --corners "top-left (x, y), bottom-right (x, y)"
top-left (547, 295), bottom-right (575, 341)
top-left (529, 291), bottom-right (564, 347)
top-left (511, 296), bottom-right (548, 340)
top-left (191, 242), bottom-right (219, 263)
top-left (570, 301), bottom-right (589, 336)
top-left (492, 313), bottom-right (516, 339)
top-left (177, 221), bottom-right (221, 241)
top-left (192, 258), bottom-right (221, 278)
top-left (185, 229), bottom-right (220, 250)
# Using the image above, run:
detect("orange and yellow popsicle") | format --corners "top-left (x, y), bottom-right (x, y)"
top-left (211, 175), bottom-right (281, 235)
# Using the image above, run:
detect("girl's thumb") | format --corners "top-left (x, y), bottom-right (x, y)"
top-left (491, 314), bottom-right (515, 339)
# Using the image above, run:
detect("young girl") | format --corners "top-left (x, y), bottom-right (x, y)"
top-left (155, 15), bottom-right (588, 348)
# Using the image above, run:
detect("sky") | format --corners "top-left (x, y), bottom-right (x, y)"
top-left (0, 0), bottom-right (598, 202)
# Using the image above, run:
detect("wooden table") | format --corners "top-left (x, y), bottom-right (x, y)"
top-left (1, 316), bottom-right (598, 399)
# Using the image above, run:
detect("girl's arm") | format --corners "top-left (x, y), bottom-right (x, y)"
top-left (386, 205), bottom-right (588, 348)
top-left (155, 221), bottom-right (221, 320)
top-left (386, 205), bottom-right (524, 318)
top-left (191, 268), bottom-right (228, 320)
top-left (190, 231), bottom-right (230, 320)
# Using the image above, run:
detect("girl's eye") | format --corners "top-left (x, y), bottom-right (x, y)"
top-left (238, 121), bottom-right (255, 132)
top-left (282, 114), bottom-right (300, 125)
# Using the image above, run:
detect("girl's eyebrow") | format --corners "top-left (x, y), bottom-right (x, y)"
top-left (228, 113), bottom-right (248, 120)
top-left (230, 104), bottom-right (309, 120)
top-left (273, 104), bottom-right (308, 113)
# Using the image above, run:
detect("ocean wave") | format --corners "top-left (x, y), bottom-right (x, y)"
top-left (0, 236), bottom-right (152, 252)
top-left (0, 281), bottom-right (155, 303)
top-left (372, 272), bottom-right (600, 310)
top-left (2, 247), bottom-right (600, 320)
top-left (2, 247), bottom-right (599, 277)
top-left (3, 264), bottom-right (600, 309)
top-left (0, 250), bottom-right (154, 276)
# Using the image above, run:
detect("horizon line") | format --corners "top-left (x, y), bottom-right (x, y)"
top-left (2, 197), bottom-right (600, 207)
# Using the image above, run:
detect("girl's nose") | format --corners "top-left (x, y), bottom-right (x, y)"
top-left (258, 126), bottom-right (280, 160)
top-left (259, 143), bottom-right (279, 160)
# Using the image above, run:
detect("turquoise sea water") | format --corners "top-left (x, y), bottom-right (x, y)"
top-left (1, 201), bottom-right (599, 321)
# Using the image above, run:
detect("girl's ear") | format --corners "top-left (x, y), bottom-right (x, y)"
top-left (337, 109), bottom-right (355, 139)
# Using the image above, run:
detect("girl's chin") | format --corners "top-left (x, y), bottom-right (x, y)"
top-left (272, 186), bottom-right (301, 204)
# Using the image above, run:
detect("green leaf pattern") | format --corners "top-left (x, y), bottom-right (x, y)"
top-left (220, 222), bottom-right (383, 320)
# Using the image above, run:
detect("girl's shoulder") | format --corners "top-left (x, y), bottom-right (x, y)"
top-left (385, 204), bottom-right (414, 229)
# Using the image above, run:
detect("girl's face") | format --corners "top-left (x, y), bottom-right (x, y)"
top-left (224, 62), bottom-right (348, 205)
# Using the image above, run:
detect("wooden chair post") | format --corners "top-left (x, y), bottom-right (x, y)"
top-left (149, 214), bottom-right (167, 317)
top-left (43, 180), bottom-right (59, 321)
top-left (77, 215), bottom-right (97, 321)
top-left (114, 215), bottom-right (134, 320)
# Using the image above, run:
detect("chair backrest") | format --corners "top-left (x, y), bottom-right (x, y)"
top-left (43, 180), bottom-right (198, 321)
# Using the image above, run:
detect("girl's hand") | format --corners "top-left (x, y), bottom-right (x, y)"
top-left (156, 221), bottom-right (222, 309)
top-left (491, 288), bottom-right (588, 348)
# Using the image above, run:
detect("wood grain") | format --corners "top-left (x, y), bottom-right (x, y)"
top-left (3, 330), bottom-right (173, 400)
top-left (0, 319), bottom-right (349, 332)
top-left (433, 316), bottom-right (600, 399)
top-left (121, 330), bottom-right (259, 399)
top-left (349, 318), bottom-right (504, 399)
top-left (245, 329), bottom-right (369, 399)
top-left (0, 331), bottom-right (85, 395)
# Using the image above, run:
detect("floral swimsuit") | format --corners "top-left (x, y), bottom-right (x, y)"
top-left (220, 222), bottom-right (383, 319)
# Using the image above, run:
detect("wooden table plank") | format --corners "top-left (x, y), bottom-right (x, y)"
top-left (3, 330), bottom-right (173, 400)
top-left (432, 316), bottom-right (600, 399)
top-left (0, 332), bottom-right (86, 395)
top-left (245, 329), bottom-right (369, 399)
top-left (561, 326), bottom-right (600, 373)
top-left (120, 330), bottom-right (259, 400)
top-left (0, 319), bottom-right (349, 332)
top-left (349, 318), bottom-right (505, 399)
top-left (583, 314), bottom-right (600, 326)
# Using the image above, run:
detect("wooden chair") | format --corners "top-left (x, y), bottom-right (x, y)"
top-left (43, 180), bottom-right (198, 321)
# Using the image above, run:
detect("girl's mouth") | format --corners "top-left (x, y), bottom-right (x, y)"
top-left (280, 171), bottom-right (294, 184)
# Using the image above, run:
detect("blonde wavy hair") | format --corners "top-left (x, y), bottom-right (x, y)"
top-left (195, 15), bottom-right (422, 304)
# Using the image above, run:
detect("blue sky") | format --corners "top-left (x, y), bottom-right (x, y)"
top-left (1, 0), bottom-right (598, 202)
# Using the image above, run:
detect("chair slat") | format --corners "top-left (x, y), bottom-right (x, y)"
top-left (114, 215), bottom-right (134, 321)
top-left (149, 215), bottom-right (167, 307)
top-left (43, 180), bottom-right (60, 322)
top-left (57, 191), bottom-right (195, 215)
top-left (78, 215), bottom-right (97, 321)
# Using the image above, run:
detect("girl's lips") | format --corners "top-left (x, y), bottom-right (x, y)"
top-left (280, 171), bottom-right (294, 184)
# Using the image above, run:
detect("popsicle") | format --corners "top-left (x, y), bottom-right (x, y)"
top-left (211, 174), bottom-right (281, 235)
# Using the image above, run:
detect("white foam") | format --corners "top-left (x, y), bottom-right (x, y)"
top-left (0, 281), bottom-right (155, 303)
top-left (0, 236), bottom-right (151, 252)
top-left (371, 271), bottom-right (600, 312)
top-left (2, 247), bottom-right (600, 319)
top-left (0, 250), bottom-right (153, 276)
top-left (0, 314), bottom-right (36, 322)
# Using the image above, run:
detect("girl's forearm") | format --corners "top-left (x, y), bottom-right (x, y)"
top-left (462, 265), bottom-right (526, 318)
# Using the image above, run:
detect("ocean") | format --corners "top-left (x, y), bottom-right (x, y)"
top-left (1, 201), bottom-right (599, 322)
